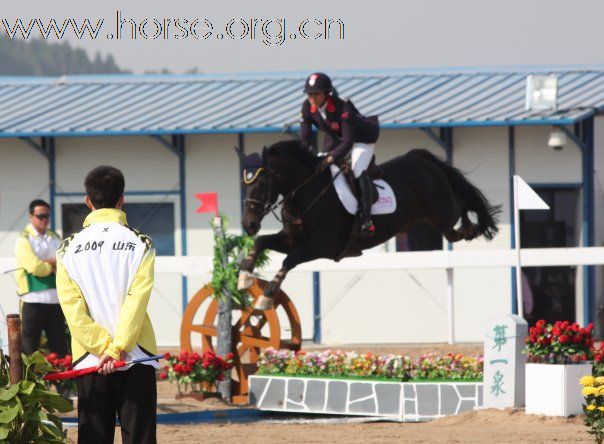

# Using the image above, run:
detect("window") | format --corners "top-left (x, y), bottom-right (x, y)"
top-left (395, 223), bottom-right (443, 252)
top-left (61, 202), bottom-right (175, 256)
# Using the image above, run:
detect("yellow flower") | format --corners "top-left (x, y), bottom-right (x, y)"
top-left (596, 377), bottom-right (604, 385)
top-left (581, 375), bottom-right (596, 386)
top-left (598, 407), bottom-right (604, 412)
top-left (587, 404), bottom-right (596, 411)
top-left (583, 386), bottom-right (599, 396)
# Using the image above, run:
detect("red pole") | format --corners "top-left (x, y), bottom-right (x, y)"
top-left (7, 314), bottom-right (23, 384)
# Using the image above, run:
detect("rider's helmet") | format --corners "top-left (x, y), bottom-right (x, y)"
top-left (303, 73), bottom-right (332, 94)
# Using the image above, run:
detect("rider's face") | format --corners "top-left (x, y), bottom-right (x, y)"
top-left (307, 91), bottom-right (327, 108)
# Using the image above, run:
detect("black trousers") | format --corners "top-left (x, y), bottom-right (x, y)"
top-left (21, 302), bottom-right (68, 356)
top-left (76, 364), bottom-right (157, 444)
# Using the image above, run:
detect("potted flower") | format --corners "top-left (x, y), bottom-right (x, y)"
top-left (44, 352), bottom-right (76, 399)
top-left (160, 350), bottom-right (234, 400)
top-left (581, 375), bottom-right (604, 444)
top-left (524, 320), bottom-right (593, 416)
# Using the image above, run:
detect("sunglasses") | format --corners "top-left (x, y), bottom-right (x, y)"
top-left (33, 213), bottom-right (50, 220)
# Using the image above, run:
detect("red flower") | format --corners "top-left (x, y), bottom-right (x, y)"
top-left (164, 352), bottom-right (172, 360)
top-left (160, 372), bottom-right (168, 379)
top-left (182, 365), bottom-right (192, 374)
top-left (558, 335), bottom-right (569, 344)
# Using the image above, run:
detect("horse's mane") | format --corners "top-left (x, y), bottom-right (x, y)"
top-left (266, 140), bottom-right (318, 167)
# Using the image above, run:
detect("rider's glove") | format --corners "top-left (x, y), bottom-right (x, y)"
top-left (316, 155), bottom-right (334, 173)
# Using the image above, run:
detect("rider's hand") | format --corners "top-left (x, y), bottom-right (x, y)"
top-left (316, 156), bottom-right (334, 173)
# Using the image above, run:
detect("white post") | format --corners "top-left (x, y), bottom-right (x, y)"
top-left (446, 268), bottom-right (455, 344)
top-left (513, 176), bottom-right (524, 318)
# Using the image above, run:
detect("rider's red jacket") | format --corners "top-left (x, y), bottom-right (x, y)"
top-left (299, 95), bottom-right (379, 161)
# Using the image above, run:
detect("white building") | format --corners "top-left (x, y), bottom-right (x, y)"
top-left (0, 68), bottom-right (603, 347)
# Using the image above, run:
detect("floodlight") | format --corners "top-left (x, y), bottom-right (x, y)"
top-left (526, 74), bottom-right (558, 112)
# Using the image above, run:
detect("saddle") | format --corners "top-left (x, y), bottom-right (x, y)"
top-left (338, 155), bottom-right (383, 204)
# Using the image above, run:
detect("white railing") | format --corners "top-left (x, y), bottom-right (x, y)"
top-left (3, 247), bottom-right (604, 344)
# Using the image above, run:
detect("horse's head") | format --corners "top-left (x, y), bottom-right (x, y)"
top-left (239, 147), bottom-right (280, 235)
top-left (238, 140), bottom-right (318, 235)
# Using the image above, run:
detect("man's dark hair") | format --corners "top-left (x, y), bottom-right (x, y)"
top-left (29, 199), bottom-right (50, 214)
top-left (84, 166), bottom-right (125, 209)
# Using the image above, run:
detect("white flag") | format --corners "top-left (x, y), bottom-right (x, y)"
top-left (515, 175), bottom-right (549, 210)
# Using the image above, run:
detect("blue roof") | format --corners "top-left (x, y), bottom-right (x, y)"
top-left (1, 67), bottom-right (603, 138)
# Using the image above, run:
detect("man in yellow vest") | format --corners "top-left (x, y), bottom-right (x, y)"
top-left (56, 166), bottom-right (158, 443)
top-left (14, 199), bottom-right (67, 357)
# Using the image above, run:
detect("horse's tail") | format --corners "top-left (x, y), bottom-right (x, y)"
top-left (413, 149), bottom-right (501, 240)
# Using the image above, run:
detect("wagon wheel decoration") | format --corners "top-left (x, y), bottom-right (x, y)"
top-left (180, 278), bottom-right (302, 404)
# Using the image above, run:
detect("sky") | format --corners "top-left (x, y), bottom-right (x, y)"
top-left (1, 0), bottom-right (603, 74)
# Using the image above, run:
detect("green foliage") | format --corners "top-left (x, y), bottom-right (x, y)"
top-left (210, 215), bottom-right (269, 308)
top-left (0, 350), bottom-right (73, 443)
top-left (0, 38), bottom-right (125, 76)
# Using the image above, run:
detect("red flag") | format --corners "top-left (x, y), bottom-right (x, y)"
top-left (195, 192), bottom-right (218, 215)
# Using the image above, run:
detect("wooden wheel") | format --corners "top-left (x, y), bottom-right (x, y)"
top-left (180, 278), bottom-right (302, 404)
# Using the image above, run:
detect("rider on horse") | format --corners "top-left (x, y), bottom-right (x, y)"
top-left (299, 72), bottom-right (380, 237)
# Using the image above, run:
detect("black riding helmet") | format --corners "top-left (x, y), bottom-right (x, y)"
top-left (303, 72), bottom-right (332, 94)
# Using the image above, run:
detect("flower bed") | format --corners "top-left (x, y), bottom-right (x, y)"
top-left (251, 349), bottom-right (483, 421)
top-left (257, 348), bottom-right (483, 381)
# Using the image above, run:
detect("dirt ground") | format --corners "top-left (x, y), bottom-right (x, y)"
top-left (65, 343), bottom-right (593, 443)
top-left (66, 408), bottom-right (591, 444)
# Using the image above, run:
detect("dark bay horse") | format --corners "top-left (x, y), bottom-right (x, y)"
top-left (238, 140), bottom-right (500, 310)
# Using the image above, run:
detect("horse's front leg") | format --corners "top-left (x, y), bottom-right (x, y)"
top-left (238, 231), bottom-right (292, 290)
top-left (254, 245), bottom-right (322, 310)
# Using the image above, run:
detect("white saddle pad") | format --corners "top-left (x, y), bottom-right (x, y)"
top-left (330, 165), bottom-right (397, 215)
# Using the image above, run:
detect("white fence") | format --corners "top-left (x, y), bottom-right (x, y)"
top-left (1, 247), bottom-right (603, 346)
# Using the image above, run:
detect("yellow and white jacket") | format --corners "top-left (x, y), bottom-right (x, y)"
top-left (14, 225), bottom-right (60, 303)
top-left (56, 208), bottom-right (158, 370)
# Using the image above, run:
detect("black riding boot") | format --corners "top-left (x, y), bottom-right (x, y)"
top-left (355, 171), bottom-right (375, 237)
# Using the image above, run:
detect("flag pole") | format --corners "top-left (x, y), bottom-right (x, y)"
top-left (513, 175), bottom-right (523, 318)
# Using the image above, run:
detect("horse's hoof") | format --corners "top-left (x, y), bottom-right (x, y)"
top-left (237, 271), bottom-right (255, 290)
top-left (253, 295), bottom-right (274, 311)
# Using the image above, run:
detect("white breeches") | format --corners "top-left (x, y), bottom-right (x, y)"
top-left (351, 143), bottom-right (375, 178)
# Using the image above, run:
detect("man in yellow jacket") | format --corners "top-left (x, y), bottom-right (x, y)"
top-left (15, 199), bottom-right (67, 356)
top-left (56, 166), bottom-right (158, 444)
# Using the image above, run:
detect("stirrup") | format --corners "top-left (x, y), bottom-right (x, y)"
top-left (359, 220), bottom-right (375, 237)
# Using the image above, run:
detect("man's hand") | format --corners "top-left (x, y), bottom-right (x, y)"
top-left (45, 258), bottom-right (56, 266)
top-left (96, 351), bottom-right (125, 375)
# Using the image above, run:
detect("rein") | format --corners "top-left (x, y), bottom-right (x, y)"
top-left (244, 166), bottom-right (341, 223)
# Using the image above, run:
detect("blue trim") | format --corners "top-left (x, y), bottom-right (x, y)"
top-left (55, 190), bottom-right (179, 197)
top-left (581, 119), bottom-right (595, 325)
top-left (61, 408), bottom-right (271, 425)
top-left (508, 126), bottom-right (518, 315)
top-left (238, 133), bottom-right (245, 227)
top-left (178, 134), bottom-right (188, 314)
top-left (313, 271), bottom-right (321, 344)
top-left (0, 117), bottom-right (593, 140)
top-left (48, 138), bottom-right (56, 231)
